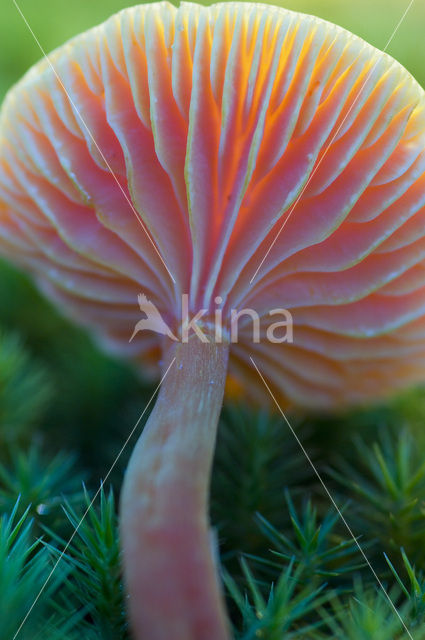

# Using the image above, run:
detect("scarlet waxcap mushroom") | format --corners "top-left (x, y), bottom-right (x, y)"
top-left (1, 2), bottom-right (425, 639)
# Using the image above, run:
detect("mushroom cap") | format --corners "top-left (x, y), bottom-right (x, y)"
top-left (1, 1), bottom-right (425, 409)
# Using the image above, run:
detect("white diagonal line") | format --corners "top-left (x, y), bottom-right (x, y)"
top-left (250, 355), bottom-right (414, 640)
top-left (250, 0), bottom-right (416, 284)
top-left (383, 0), bottom-right (416, 51)
top-left (12, 356), bottom-right (176, 640)
top-left (12, 0), bottom-right (176, 285)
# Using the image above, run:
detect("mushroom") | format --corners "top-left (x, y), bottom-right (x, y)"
top-left (1, 2), bottom-right (425, 638)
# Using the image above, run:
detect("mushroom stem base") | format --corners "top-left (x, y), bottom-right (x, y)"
top-left (120, 337), bottom-right (230, 640)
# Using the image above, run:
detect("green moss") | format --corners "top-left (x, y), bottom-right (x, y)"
top-left (0, 323), bottom-right (425, 637)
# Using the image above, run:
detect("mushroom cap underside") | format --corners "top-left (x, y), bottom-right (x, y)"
top-left (1, 1), bottom-right (425, 408)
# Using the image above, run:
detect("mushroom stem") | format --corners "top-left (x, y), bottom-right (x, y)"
top-left (120, 336), bottom-right (231, 640)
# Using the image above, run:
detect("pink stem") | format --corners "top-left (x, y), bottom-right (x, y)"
top-left (120, 336), bottom-right (231, 640)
